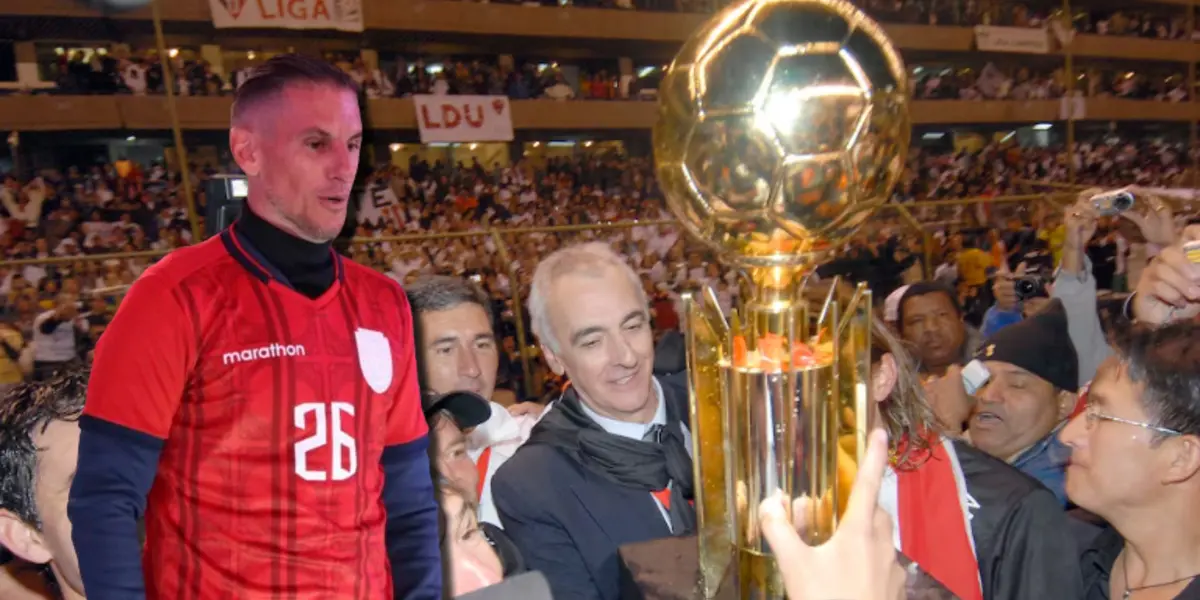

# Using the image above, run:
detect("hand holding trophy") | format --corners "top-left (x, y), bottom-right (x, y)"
top-left (652, 0), bottom-right (910, 597)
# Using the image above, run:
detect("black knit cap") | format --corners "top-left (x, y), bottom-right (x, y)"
top-left (974, 299), bottom-right (1079, 392)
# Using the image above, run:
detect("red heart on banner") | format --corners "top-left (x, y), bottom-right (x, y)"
top-left (222, 0), bottom-right (247, 18)
top-left (492, 99), bottom-right (505, 115)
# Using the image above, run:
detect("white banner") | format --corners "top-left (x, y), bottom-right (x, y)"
top-left (973, 26), bottom-right (1051, 54)
top-left (208, 0), bottom-right (364, 32)
top-left (413, 95), bottom-right (514, 144)
top-left (357, 183), bottom-right (400, 226)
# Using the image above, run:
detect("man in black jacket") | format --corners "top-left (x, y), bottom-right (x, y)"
top-left (491, 242), bottom-right (693, 600)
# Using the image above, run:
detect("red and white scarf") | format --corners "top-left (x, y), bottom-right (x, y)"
top-left (890, 437), bottom-right (985, 600)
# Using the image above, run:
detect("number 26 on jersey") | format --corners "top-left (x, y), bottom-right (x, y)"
top-left (294, 402), bottom-right (358, 482)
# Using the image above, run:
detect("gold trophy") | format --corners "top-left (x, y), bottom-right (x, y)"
top-left (652, 0), bottom-right (910, 597)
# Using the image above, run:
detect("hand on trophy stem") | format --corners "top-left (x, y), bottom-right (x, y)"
top-left (759, 428), bottom-right (905, 600)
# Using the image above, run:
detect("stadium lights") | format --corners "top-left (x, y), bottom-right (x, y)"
top-left (1033, 123), bottom-right (1053, 131)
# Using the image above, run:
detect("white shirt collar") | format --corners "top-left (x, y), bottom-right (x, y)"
top-left (578, 378), bottom-right (666, 441)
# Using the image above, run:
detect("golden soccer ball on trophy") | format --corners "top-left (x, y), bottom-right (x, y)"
top-left (654, 0), bottom-right (911, 270)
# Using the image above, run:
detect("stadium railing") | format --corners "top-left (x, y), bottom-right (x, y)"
top-left (0, 192), bottom-right (1082, 395)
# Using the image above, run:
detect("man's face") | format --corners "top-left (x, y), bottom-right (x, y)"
top-left (0, 420), bottom-right (83, 598)
top-left (433, 416), bottom-right (479, 501)
top-left (419, 303), bottom-right (498, 402)
top-left (900, 292), bottom-right (965, 373)
top-left (542, 264), bottom-right (655, 422)
top-left (233, 83), bottom-right (362, 243)
top-left (1060, 357), bottom-right (1175, 515)
top-left (971, 362), bottom-right (1070, 461)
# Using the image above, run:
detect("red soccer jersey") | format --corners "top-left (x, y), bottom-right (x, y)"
top-left (84, 227), bottom-right (428, 599)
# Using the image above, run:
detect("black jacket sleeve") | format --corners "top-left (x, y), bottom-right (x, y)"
top-left (982, 486), bottom-right (1085, 600)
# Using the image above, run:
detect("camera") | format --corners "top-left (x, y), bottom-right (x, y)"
top-left (1014, 274), bottom-right (1048, 300)
top-left (1090, 189), bottom-right (1136, 216)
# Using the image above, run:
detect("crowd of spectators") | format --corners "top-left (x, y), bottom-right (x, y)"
top-left (0, 134), bottom-right (1193, 395)
top-left (861, 0), bottom-right (1195, 41)
top-left (914, 63), bottom-right (1190, 103)
top-left (433, 0), bottom-right (1200, 36)
top-left (36, 47), bottom-right (1190, 112)
top-left (894, 136), bottom-right (1193, 204)
top-left (36, 48), bottom-right (653, 102)
top-left (434, 0), bottom-right (712, 12)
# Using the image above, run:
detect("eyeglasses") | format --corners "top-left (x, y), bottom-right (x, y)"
top-left (1084, 401), bottom-right (1181, 437)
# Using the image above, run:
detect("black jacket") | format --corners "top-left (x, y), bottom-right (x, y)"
top-left (490, 374), bottom-right (690, 600)
top-left (1081, 527), bottom-right (1200, 600)
top-left (950, 439), bottom-right (1084, 600)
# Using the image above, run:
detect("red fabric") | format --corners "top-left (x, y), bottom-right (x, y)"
top-left (896, 439), bottom-right (984, 600)
top-left (649, 488), bottom-right (693, 511)
top-left (1070, 384), bottom-right (1089, 419)
top-left (476, 447), bottom-right (492, 499)
top-left (84, 228), bottom-right (426, 598)
top-left (651, 488), bottom-right (672, 510)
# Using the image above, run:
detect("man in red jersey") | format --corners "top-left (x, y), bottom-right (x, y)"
top-left (67, 54), bottom-right (441, 599)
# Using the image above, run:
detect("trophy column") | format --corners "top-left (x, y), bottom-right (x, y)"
top-left (686, 280), bottom-right (873, 600)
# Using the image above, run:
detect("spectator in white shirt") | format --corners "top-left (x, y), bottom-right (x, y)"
top-left (31, 293), bottom-right (87, 382)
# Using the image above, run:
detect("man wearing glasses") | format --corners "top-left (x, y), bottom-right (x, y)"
top-left (1061, 321), bottom-right (1200, 600)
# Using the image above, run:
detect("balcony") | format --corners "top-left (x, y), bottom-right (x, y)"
top-left (1, 0), bottom-right (1196, 62)
top-left (1, 94), bottom-right (1193, 132)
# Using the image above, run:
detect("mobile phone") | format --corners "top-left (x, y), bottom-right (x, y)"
top-left (962, 359), bottom-right (991, 396)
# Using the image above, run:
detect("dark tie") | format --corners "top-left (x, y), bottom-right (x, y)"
top-left (643, 424), bottom-right (664, 444)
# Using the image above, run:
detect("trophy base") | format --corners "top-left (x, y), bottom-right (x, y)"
top-left (617, 535), bottom-right (960, 600)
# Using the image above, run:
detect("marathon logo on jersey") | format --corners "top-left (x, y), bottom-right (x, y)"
top-left (222, 343), bottom-right (308, 366)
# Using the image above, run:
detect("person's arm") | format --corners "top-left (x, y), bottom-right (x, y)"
top-left (68, 273), bottom-right (194, 600)
top-left (985, 488), bottom-right (1084, 600)
top-left (1053, 195), bottom-right (1111, 386)
top-left (492, 462), bottom-right (603, 600)
top-left (36, 311), bottom-right (62, 335)
top-left (381, 286), bottom-right (441, 600)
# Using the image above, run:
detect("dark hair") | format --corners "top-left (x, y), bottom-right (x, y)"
top-left (407, 275), bottom-right (496, 392)
top-left (231, 54), bottom-right (359, 125)
top-left (1111, 321), bottom-right (1200, 440)
top-left (0, 367), bottom-right (89, 528)
top-left (896, 281), bottom-right (961, 327)
top-left (407, 275), bottom-right (495, 327)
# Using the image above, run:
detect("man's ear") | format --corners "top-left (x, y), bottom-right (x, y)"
top-left (541, 343), bottom-right (565, 377)
top-left (871, 353), bottom-right (898, 405)
top-left (229, 126), bottom-right (261, 178)
top-left (1163, 435), bottom-right (1200, 486)
top-left (0, 510), bottom-right (50, 565)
